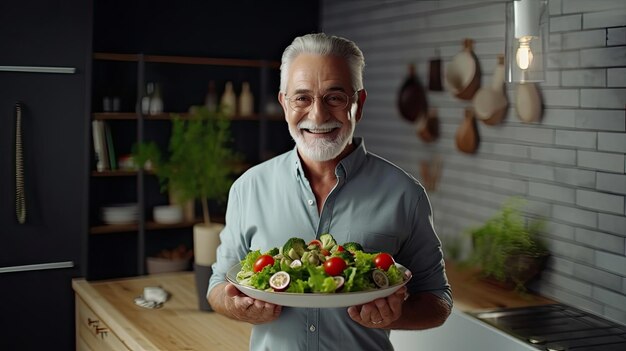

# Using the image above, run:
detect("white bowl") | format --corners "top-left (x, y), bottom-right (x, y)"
top-left (153, 205), bottom-right (183, 224)
top-left (146, 257), bottom-right (190, 274)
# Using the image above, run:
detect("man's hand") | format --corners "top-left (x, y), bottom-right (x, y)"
top-left (347, 286), bottom-right (407, 328)
top-left (222, 283), bottom-right (282, 324)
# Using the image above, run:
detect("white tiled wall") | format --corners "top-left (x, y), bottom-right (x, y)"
top-left (321, 0), bottom-right (626, 324)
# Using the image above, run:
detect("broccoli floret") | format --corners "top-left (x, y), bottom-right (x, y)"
top-left (265, 247), bottom-right (279, 257)
top-left (282, 237), bottom-right (307, 260)
top-left (342, 242), bottom-right (364, 253)
top-left (333, 250), bottom-right (355, 263)
top-left (319, 233), bottom-right (337, 250)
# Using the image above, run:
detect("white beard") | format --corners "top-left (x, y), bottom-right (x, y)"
top-left (289, 119), bottom-right (355, 162)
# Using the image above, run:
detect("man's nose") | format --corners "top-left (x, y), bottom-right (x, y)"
top-left (307, 97), bottom-right (330, 122)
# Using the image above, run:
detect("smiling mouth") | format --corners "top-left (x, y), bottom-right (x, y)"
top-left (302, 127), bottom-right (338, 134)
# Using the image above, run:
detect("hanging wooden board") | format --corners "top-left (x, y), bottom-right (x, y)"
top-left (428, 55), bottom-right (443, 91)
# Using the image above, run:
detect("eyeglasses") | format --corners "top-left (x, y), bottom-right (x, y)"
top-left (284, 91), bottom-right (358, 112)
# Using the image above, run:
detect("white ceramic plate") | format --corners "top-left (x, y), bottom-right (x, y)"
top-left (226, 262), bottom-right (412, 308)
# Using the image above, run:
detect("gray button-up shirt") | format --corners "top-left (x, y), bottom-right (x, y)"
top-left (209, 138), bottom-right (451, 351)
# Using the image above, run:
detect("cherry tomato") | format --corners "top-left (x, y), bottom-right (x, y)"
top-left (323, 257), bottom-right (347, 276)
top-left (309, 239), bottom-right (322, 247)
top-left (309, 239), bottom-right (329, 255)
top-left (336, 245), bottom-right (345, 252)
top-left (253, 254), bottom-right (275, 273)
top-left (374, 252), bottom-right (395, 271)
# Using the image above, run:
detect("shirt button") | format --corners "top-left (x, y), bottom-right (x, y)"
top-left (309, 324), bottom-right (316, 332)
top-left (307, 199), bottom-right (314, 206)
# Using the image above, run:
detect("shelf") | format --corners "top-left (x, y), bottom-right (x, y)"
top-left (90, 220), bottom-right (198, 235)
top-left (93, 112), bottom-right (138, 120)
top-left (91, 170), bottom-right (138, 177)
top-left (93, 112), bottom-right (284, 121)
top-left (146, 219), bottom-right (203, 230)
top-left (90, 223), bottom-right (139, 235)
top-left (93, 52), bottom-right (280, 69)
top-left (90, 217), bottom-right (225, 235)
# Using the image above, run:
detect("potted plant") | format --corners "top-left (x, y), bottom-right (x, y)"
top-left (465, 197), bottom-right (549, 294)
top-left (133, 105), bottom-right (241, 310)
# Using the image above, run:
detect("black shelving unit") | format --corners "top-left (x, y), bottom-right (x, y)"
top-left (87, 52), bottom-right (290, 280)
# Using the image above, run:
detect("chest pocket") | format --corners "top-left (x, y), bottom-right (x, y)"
top-left (346, 232), bottom-right (399, 255)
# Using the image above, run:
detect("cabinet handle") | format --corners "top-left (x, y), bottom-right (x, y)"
top-left (95, 327), bottom-right (109, 339)
top-left (87, 318), bottom-right (99, 327)
top-left (15, 102), bottom-right (26, 224)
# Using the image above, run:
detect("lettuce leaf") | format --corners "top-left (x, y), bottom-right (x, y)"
top-left (306, 265), bottom-right (337, 293)
top-left (386, 264), bottom-right (404, 286)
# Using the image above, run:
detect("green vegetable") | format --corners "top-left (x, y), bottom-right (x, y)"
top-left (282, 237), bottom-right (307, 260)
top-left (333, 251), bottom-right (355, 263)
top-left (342, 242), bottom-right (364, 253)
top-left (265, 247), bottom-right (279, 257)
top-left (319, 233), bottom-right (337, 251)
top-left (236, 250), bottom-right (262, 285)
top-left (386, 264), bottom-right (404, 286)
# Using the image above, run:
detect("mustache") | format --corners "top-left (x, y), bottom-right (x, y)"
top-left (297, 121), bottom-right (343, 130)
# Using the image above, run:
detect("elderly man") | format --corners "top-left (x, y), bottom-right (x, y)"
top-left (208, 32), bottom-right (451, 351)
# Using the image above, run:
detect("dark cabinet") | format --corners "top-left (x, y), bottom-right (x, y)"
top-left (0, 0), bottom-right (92, 349)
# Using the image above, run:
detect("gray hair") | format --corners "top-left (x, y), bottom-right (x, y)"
top-left (279, 33), bottom-right (365, 93)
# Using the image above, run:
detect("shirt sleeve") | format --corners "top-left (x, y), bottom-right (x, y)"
top-left (399, 190), bottom-right (453, 307)
top-left (208, 183), bottom-right (249, 295)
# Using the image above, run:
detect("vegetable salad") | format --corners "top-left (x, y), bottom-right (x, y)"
top-left (235, 233), bottom-right (406, 293)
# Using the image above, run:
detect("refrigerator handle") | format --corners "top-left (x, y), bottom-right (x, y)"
top-left (15, 102), bottom-right (26, 224)
top-left (0, 261), bottom-right (75, 274)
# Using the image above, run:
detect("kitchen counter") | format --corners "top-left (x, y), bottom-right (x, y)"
top-left (72, 262), bottom-right (553, 350)
top-left (72, 273), bottom-right (251, 351)
top-left (444, 260), bottom-right (554, 312)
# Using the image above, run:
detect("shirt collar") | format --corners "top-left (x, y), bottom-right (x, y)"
top-left (290, 137), bottom-right (367, 181)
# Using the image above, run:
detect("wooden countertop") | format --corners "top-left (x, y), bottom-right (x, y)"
top-left (445, 260), bottom-right (554, 312)
top-left (73, 273), bottom-right (252, 351)
top-left (73, 263), bottom-right (553, 350)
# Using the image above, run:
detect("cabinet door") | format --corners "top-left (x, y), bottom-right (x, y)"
top-left (76, 297), bottom-right (131, 351)
top-left (0, 0), bottom-right (91, 349)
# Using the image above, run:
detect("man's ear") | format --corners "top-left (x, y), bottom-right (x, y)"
top-left (354, 89), bottom-right (367, 123)
top-left (278, 91), bottom-right (289, 121)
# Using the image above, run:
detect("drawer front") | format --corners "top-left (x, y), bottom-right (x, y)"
top-left (75, 296), bottom-right (131, 351)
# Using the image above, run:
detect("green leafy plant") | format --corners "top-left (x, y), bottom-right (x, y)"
top-left (133, 105), bottom-right (241, 225)
top-left (465, 197), bottom-right (548, 293)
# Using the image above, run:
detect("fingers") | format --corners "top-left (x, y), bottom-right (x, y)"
top-left (224, 283), bottom-right (242, 297)
top-left (224, 284), bottom-right (282, 324)
top-left (347, 288), bottom-right (406, 328)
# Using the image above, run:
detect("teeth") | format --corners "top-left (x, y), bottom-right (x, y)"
top-left (307, 128), bottom-right (334, 134)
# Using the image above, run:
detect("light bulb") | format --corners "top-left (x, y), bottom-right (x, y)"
top-left (516, 36), bottom-right (534, 70)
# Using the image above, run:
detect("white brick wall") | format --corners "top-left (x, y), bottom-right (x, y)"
top-left (551, 14), bottom-right (582, 32)
top-left (580, 47), bottom-right (626, 67)
top-left (322, 0), bottom-right (626, 324)
top-left (561, 69), bottom-right (606, 87)
top-left (584, 10), bottom-right (626, 29)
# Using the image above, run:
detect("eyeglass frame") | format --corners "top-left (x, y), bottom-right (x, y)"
top-left (283, 90), bottom-right (360, 113)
